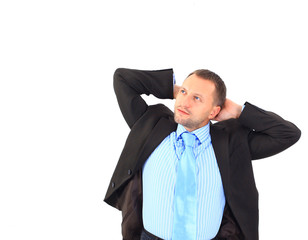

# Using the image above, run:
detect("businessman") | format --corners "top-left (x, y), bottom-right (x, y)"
top-left (104, 68), bottom-right (301, 240)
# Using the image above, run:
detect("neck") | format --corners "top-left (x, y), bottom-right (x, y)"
top-left (183, 121), bottom-right (210, 132)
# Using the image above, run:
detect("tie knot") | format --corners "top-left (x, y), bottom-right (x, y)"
top-left (181, 132), bottom-right (196, 148)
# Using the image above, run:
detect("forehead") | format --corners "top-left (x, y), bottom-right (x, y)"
top-left (182, 74), bottom-right (216, 96)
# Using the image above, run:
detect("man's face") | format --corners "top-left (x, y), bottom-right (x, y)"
top-left (174, 74), bottom-right (220, 132)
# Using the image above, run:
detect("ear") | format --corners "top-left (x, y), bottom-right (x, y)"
top-left (209, 106), bottom-right (221, 120)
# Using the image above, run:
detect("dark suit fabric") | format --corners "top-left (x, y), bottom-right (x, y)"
top-left (104, 68), bottom-right (301, 240)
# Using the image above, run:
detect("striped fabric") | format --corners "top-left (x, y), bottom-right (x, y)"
top-left (142, 123), bottom-right (225, 240)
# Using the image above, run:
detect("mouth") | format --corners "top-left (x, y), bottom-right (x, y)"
top-left (177, 108), bottom-right (190, 116)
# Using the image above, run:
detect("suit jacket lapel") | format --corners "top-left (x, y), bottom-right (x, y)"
top-left (136, 116), bottom-right (177, 171)
top-left (210, 123), bottom-right (230, 197)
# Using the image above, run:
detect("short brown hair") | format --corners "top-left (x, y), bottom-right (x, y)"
top-left (187, 69), bottom-right (226, 108)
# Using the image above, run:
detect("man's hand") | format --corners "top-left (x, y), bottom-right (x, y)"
top-left (214, 99), bottom-right (242, 121)
top-left (173, 84), bottom-right (181, 99)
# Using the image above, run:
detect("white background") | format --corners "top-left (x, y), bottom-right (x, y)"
top-left (0, 0), bottom-right (307, 239)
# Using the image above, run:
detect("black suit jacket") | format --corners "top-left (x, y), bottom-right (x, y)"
top-left (104, 68), bottom-right (301, 240)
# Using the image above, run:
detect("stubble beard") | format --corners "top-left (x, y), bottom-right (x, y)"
top-left (174, 111), bottom-right (203, 131)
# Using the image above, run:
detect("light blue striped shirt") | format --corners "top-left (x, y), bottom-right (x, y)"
top-left (142, 123), bottom-right (225, 240)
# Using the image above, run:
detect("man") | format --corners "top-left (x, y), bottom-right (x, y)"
top-left (104, 68), bottom-right (301, 240)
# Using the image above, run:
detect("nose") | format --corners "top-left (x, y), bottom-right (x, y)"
top-left (182, 95), bottom-right (192, 108)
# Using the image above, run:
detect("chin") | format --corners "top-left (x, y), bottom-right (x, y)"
top-left (174, 116), bottom-right (193, 129)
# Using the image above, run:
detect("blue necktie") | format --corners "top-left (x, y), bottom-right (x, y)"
top-left (172, 132), bottom-right (197, 240)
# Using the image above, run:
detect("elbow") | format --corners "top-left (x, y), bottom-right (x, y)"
top-left (292, 125), bottom-right (301, 144)
top-left (287, 123), bottom-right (301, 147)
top-left (113, 68), bottom-right (126, 94)
top-left (114, 68), bottom-right (125, 77)
top-left (113, 68), bottom-right (125, 85)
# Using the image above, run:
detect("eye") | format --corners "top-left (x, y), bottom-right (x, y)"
top-left (194, 96), bottom-right (201, 101)
top-left (180, 89), bottom-right (186, 94)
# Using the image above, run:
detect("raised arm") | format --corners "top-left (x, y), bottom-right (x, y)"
top-left (113, 68), bottom-right (174, 128)
top-left (214, 99), bottom-right (301, 160)
top-left (239, 102), bottom-right (301, 160)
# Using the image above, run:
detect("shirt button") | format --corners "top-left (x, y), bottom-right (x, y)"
top-left (111, 182), bottom-right (115, 188)
top-left (128, 169), bottom-right (132, 175)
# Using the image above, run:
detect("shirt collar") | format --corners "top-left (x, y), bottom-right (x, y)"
top-left (176, 122), bottom-right (211, 145)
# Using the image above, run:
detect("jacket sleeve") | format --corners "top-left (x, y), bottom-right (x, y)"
top-left (238, 102), bottom-right (301, 160)
top-left (113, 68), bottom-right (174, 129)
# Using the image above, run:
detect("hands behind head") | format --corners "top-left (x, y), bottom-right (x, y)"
top-left (214, 99), bottom-right (242, 122)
